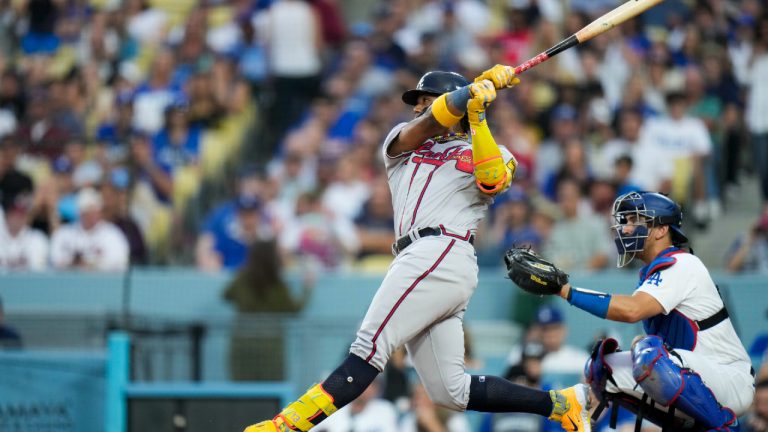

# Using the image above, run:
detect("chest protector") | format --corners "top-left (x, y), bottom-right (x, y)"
top-left (637, 247), bottom-right (730, 351)
top-left (637, 247), bottom-right (699, 350)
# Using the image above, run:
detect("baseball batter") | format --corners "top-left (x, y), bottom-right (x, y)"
top-left (560, 191), bottom-right (754, 431)
top-left (245, 66), bottom-right (592, 432)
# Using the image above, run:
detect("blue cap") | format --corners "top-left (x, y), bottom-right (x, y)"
top-left (535, 305), bottom-right (564, 325)
top-left (53, 156), bottom-right (73, 173)
top-left (551, 104), bottom-right (578, 122)
top-left (165, 95), bottom-right (189, 113)
top-left (110, 168), bottom-right (131, 190)
top-left (115, 90), bottom-right (134, 106)
top-left (236, 195), bottom-right (262, 211)
top-left (492, 186), bottom-right (529, 211)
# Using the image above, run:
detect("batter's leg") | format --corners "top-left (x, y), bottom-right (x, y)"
top-left (406, 314), bottom-right (591, 432)
top-left (243, 353), bottom-right (379, 432)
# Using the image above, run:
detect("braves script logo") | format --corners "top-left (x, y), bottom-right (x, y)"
top-left (410, 143), bottom-right (474, 173)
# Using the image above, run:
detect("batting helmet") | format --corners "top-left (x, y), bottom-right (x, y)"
top-left (611, 191), bottom-right (688, 267)
top-left (401, 71), bottom-right (469, 105)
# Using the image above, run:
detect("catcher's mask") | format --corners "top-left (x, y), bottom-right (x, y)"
top-left (611, 191), bottom-right (687, 267)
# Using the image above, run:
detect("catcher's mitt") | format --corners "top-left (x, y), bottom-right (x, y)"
top-left (504, 247), bottom-right (568, 295)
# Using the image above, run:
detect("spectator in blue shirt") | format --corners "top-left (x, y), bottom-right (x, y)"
top-left (477, 186), bottom-right (542, 266)
top-left (95, 91), bottom-right (135, 165)
top-left (196, 194), bottom-right (273, 271)
top-left (152, 98), bottom-right (201, 175)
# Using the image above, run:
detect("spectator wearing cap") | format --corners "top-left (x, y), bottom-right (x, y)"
top-left (196, 195), bottom-right (272, 271)
top-left (95, 91), bottom-right (135, 165)
top-left (725, 211), bottom-right (768, 273)
top-left (478, 186), bottom-right (541, 265)
top-left (533, 305), bottom-right (590, 377)
top-left (542, 177), bottom-right (612, 272)
top-left (541, 138), bottom-right (594, 202)
top-left (591, 108), bottom-right (644, 181)
top-left (534, 104), bottom-right (580, 191)
top-left (0, 193), bottom-right (49, 271)
top-left (102, 168), bottom-right (147, 265)
top-left (504, 341), bottom-right (546, 387)
top-left (14, 88), bottom-right (72, 162)
top-left (131, 48), bottom-right (185, 134)
top-left (50, 187), bottom-right (129, 271)
top-left (196, 166), bottom-right (274, 270)
top-left (65, 138), bottom-right (104, 190)
top-left (612, 155), bottom-right (642, 197)
top-left (152, 97), bottom-right (201, 176)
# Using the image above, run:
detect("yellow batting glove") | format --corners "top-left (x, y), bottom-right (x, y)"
top-left (467, 80), bottom-right (496, 124)
top-left (475, 64), bottom-right (521, 90)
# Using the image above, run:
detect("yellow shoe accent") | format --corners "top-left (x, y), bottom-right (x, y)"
top-left (548, 384), bottom-right (592, 432)
top-left (277, 384), bottom-right (339, 431)
top-left (243, 420), bottom-right (278, 432)
top-left (243, 417), bottom-right (297, 432)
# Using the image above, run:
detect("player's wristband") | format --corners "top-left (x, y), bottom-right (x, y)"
top-left (431, 94), bottom-right (464, 127)
top-left (567, 287), bottom-right (611, 319)
top-left (446, 86), bottom-right (471, 112)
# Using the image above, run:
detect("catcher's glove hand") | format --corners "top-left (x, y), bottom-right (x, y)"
top-left (504, 247), bottom-right (568, 295)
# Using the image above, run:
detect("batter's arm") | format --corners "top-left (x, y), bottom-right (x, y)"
top-left (559, 284), bottom-right (665, 323)
top-left (468, 81), bottom-right (514, 193)
top-left (387, 87), bottom-right (472, 157)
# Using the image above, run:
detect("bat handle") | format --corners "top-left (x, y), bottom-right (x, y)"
top-left (514, 52), bottom-right (551, 75)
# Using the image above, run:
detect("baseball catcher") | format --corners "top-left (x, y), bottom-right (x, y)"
top-left (505, 191), bottom-right (754, 432)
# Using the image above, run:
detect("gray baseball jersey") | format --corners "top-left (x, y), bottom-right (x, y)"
top-left (349, 122), bottom-right (514, 410)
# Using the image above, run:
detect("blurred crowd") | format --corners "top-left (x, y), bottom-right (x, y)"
top-left (0, 0), bottom-right (767, 272)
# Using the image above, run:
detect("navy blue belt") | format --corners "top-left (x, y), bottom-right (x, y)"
top-left (392, 227), bottom-right (475, 256)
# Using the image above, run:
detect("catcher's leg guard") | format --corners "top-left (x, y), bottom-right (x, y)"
top-left (585, 338), bottom-right (620, 404)
top-left (631, 336), bottom-right (737, 430)
top-left (584, 338), bottom-right (622, 427)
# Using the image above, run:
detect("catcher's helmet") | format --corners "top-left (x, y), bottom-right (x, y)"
top-left (401, 71), bottom-right (469, 105)
top-left (611, 191), bottom-right (687, 267)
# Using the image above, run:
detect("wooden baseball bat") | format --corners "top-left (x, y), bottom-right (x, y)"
top-left (513, 0), bottom-right (665, 75)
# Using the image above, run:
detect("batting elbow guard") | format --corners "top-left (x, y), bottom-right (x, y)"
top-left (471, 119), bottom-right (512, 193)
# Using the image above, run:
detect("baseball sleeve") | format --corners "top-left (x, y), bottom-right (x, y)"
top-left (635, 264), bottom-right (693, 314)
top-left (381, 122), bottom-right (410, 170)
